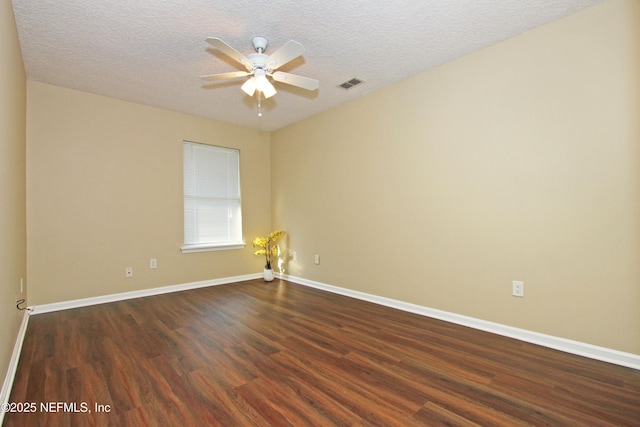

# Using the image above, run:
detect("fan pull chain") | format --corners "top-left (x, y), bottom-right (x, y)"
top-left (257, 91), bottom-right (263, 117)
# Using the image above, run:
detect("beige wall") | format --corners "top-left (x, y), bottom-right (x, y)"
top-left (27, 82), bottom-right (271, 305)
top-left (271, 0), bottom-right (640, 354)
top-left (0, 0), bottom-right (27, 385)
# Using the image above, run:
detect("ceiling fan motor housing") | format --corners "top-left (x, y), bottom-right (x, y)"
top-left (248, 53), bottom-right (268, 72)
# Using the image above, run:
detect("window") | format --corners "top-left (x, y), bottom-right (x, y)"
top-left (182, 141), bottom-right (244, 253)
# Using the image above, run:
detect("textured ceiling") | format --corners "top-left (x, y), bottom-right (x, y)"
top-left (11, 0), bottom-right (602, 132)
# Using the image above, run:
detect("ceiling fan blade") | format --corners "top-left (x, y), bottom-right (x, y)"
top-left (201, 71), bottom-right (250, 81)
top-left (205, 37), bottom-right (254, 71)
top-left (272, 72), bottom-right (319, 91)
top-left (265, 40), bottom-right (305, 70)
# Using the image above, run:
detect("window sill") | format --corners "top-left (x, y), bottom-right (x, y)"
top-left (181, 242), bottom-right (246, 254)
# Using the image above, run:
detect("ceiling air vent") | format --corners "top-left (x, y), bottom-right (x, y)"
top-left (338, 78), bottom-right (364, 90)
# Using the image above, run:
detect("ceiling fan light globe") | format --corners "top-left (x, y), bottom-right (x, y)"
top-left (254, 74), bottom-right (277, 98)
top-left (254, 74), bottom-right (269, 90)
top-left (241, 77), bottom-right (257, 96)
top-left (261, 83), bottom-right (277, 98)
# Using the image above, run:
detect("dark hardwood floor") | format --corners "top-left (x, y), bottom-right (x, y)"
top-left (4, 279), bottom-right (640, 426)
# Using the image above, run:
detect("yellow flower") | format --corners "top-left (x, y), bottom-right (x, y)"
top-left (269, 230), bottom-right (286, 241)
top-left (252, 237), bottom-right (268, 248)
top-left (253, 230), bottom-right (286, 270)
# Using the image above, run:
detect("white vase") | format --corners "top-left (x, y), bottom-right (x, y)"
top-left (263, 268), bottom-right (275, 282)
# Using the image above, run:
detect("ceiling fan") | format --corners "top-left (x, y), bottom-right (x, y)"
top-left (201, 36), bottom-right (319, 100)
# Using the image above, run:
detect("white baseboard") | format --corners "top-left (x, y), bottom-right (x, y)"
top-left (30, 273), bottom-right (262, 315)
top-left (283, 274), bottom-right (640, 371)
top-left (0, 310), bottom-right (31, 426)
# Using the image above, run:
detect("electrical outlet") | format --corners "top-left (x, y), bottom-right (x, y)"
top-left (512, 280), bottom-right (524, 297)
top-left (125, 267), bottom-right (134, 278)
top-left (292, 251), bottom-right (298, 261)
top-left (150, 258), bottom-right (157, 269)
top-left (314, 254), bottom-right (320, 265)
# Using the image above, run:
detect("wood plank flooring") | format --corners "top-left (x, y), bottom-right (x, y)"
top-left (5, 279), bottom-right (640, 426)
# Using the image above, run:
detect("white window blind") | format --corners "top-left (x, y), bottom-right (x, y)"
top-left (182, 142), bottom-right (243, 252)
